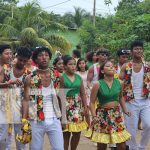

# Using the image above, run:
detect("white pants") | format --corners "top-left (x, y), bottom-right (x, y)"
top-left (125, 99), bottom-right (150, 150)
top-left (6, 124), bottom-right (26, 150)
top-left (30, 118), bottom-right (64, 150)
top-left (0, 124), bottom-right (8, 150)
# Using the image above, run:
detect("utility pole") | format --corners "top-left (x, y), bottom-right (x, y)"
top-left (93, 0), bottom-right (96, 26)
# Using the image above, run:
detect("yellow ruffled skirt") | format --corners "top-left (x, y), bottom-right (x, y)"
top-left (85, 105), bottom-right (131, 144)
top-left (91, 130), bottom-right (131, 144)
top-left (63, 121), bottom-right (88, 132)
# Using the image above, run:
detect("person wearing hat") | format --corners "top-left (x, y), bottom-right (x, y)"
top-left (119, 40), bottom-right (150, 150)
top-left (111, 49), bottom-right (130, 150)
top-left (114, 48), bottom-right (130, 79)
top-left (87, 48), bottom-right (109, 90)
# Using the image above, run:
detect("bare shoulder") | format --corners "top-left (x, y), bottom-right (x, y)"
top-left (93, 81), bottom-right (100, 89)
top-left (121, 63), bottom-right (127, 71)
top-left (88, 66), bottom-right (94, 73)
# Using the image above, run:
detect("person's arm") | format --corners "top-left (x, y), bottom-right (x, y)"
top-left (0, 66), bottom-right (10, 87)
top-left (87, 66), bottom-right (94, 90)
top-left (90, 82), bottom-right (99, 117)
top-left (119, 63), bottom-right (126, 80)
top-left (80, 80), bottom-right (87, 108)
top-left (0, 66), bottom-right (22, 87)
top-left (119, 81), bottom-right (131, 117)
top-left (22, 75), bottom-right (30, 119)
top-left (58, 76), bottom-right (67, 124)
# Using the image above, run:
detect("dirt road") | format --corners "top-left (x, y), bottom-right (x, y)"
top-left (12, 130), bottom-right (150, 150)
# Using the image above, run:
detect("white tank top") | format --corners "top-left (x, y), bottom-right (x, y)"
top-left (91, 63), bottom-right (99, 85)
top-left (42, 83), bottom-right (56, 119)
top-left (132, 65), bottom-right (144, 100)
top-left (10, 68), bottom-right (23, 123)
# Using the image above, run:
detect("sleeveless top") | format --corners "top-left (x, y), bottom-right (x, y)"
top-left (97, 79), bottom-right (121, 105)
top-left (62, 73), bottom-right (81, 97)
top-left (132, 66), bottom-right (144, 100)
top-left (76, 71), bottom-right (88, 88)
top-left (42, 83), bottom-right (57, 119)
top-left (29, 69), bottom-right (61, 121)
top-left (10, 68), bottom-right (24, 123)
top-left (123, 61), bottom-right (150, 102)
top-left (91, 63), bottom-right (99, 85)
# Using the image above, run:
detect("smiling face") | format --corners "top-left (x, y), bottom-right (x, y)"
top-left (0, 48), bottom-right (12, 65)
top-left (97, 53), bottom-right (109, 63)
top-left (36, 51), bottom-right (50, 69)
top-left (132, 46), bottom-right (143, 59)
top-left (118, 54), bottom-right (129, 65)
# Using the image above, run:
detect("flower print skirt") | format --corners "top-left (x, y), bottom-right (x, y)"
top-left (87, 105), bottom-right (131, 144)
top-left (63, 96), bottom-right (88, 132)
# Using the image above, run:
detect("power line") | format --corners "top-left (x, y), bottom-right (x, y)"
top-left (42, 0), bottom-right (71, 9)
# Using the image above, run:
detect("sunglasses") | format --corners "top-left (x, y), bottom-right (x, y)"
top-left (100, 53), bottom-right (109, 57)
top-left (121, 50), bottom-right (130, 54)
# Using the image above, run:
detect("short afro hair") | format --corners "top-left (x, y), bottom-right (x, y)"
top-left (16, 46), bottom-right (32, 59)
top-left (0, 44), bottom-right (11, 55)
top-left (131, 40), bottom-right (143, 51)
top-left (72, 49), bottom-right (81, 58)
top-left (32, 46), bottom-right (52, 63)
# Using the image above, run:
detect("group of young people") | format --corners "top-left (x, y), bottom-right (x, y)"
top-left (0, 40), bottom-right (150, 150)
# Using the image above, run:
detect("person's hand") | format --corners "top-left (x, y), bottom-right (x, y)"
top-left (16, 118), bottom-right (32, 144)
top-left (8, 79), bottom-right (23, 86)
top-left (124, 110), bottom-right (131, 117)
top-left (90, 116), bottom-right (97, 129)
top-left (14, 79), bottom-right (23, 86)
top-left (83, 106), bottom-right (89, 116)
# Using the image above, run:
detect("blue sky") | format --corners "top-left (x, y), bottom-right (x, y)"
top-left (18, 0), bottom-right (119, 15)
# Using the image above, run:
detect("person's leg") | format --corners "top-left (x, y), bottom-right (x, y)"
top-left (97, 143), bottom-right (107, 150)
top-left (63, 132), bottom-right (71, 150)
top-left (138, 117), bottom-right (142, 130)
top-left (29, 121), bottom-right (45, 150)
top-left (46, 118), bottom-right (64, 150)
top-left (139, 106), bottom-right (150, 150)
top-left (117, 142), bottom-right (126, 150)
top-left (70, 132), bottom-right (81, 150)
top-left (14, 124), bottom-right (26, 150)
top-left (125, 103), bottom-right (139, 150)
top-left (5, 127), bottom-right (13, 150)
top-left (0, 124), bottom-right (8, 150)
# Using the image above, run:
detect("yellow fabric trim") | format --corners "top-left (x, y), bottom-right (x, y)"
top-left (63, 121), bottom-right (88, 132)
top-left (84, 128), bottom-right (93, 138)
top-left (91, 130), bottom-right (131, 144)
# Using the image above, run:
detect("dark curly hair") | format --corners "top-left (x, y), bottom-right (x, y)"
top-left (32, 46), bottom-right (52, 63)
top-left (130, 40), bottom-right (143, 51)
top-left (0, 44), bottom-right (11, 54)
top-left (16, 46), bottom-right (32, 59)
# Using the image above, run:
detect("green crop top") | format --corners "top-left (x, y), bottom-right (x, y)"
top-left (62, 73), bottom-right (81, 97)
top-left (97, 79), bottom-right (121, 105)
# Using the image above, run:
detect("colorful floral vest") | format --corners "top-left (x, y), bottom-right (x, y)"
top-left (3, 64), bottom-right (30, 84)
top-left (3, 64), bottom-right (11, 82)
top-left (123, 61), bottom-right (150, 102)
top-left (114, 64), bottom-right (120, 79)
top-left (29, 69), bottom-right (61, 121)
